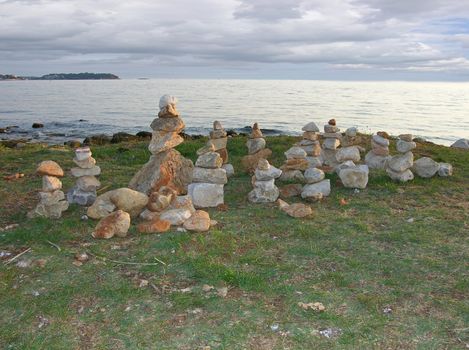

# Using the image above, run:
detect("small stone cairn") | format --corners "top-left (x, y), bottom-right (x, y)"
top-left (129, 95), bottom-right (193, 194)
top-left (188, 143), bottom-right (227, 208)
top-left (28, 161), bottom-right (69, 219)
top-left (248, 159), bottom-right (282, 203)
top-left (241, 123), bottom-right (272, 172)
top-left (365, 133), bottom-right (391, 169)
top-left (67, 147), bottom-right (101, 205)
top-left (301, 167), bottom-right (330, 201)
top-left (321, 119), bottom-right (342, 168)
top-left (210, 120), bottom-right (234, 178)
top-left (279, 146), bottom-right (309, 182)
top-left (298, 122), bottom-right (322, 168)
top-left (385, 134), bottom-right (415, 182)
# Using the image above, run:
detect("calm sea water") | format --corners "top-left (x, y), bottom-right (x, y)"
top-left (0, 79), bottom-right (468, 145)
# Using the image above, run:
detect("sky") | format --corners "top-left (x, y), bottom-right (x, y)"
top-left (1, 0), bottom-right (469, 80)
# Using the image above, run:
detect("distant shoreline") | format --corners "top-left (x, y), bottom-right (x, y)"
top-left (0, 73), bottom-right (119, 81)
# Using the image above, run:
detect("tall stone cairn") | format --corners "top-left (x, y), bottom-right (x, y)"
top-left (27, 161), bottom-right (69, 219)
top-left (210, 120), bottom-right (234, 178)
top-left (241, 123), bottom-right (272, 172)
top-left (188, 143), bottom-right (227, 208)
top-left (365, 133), bottom-right (391, 170)
top-left (129, 95), bottom-right (193, 195)
top-left (248, 159), bottom-right (282, 203)
top-left (299, 121), bottom-right (322, 168)
top-left (67, 147), bottom-right (101, 205)
top-left (385, 134), bottom-right (415, 182)
top-left (321, 119), bottom-right (342, 168)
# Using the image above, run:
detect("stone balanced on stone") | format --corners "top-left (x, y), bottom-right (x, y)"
top-left (321, 119), bottom-right (342, 168)
top-left (279, 146), bottom-right (309, 182)
top-left (301, 167), bottom-right (330, 202)
top-left (335, 133), bottom-right (369, 189)
top-left (298, 121), bottom-right (323, 168)
top-left (385, 134), bottom-right (415, 182)
top-left (67, 146), bottom-right (101, 205)
top-left (28, 161), bottom-right (69, 219)
top-left (241, 123), bottom-right (272, 172)
top-left (248, 159), bottom-right (282, 203)
top-left (129, 95), bottom-right (193, 195)
top-left (365, 133), bottom-right (391, 170)
top-left (210, 120), bottom-right (234, 178)
top-left (188, 143), bottom-right (227, 208)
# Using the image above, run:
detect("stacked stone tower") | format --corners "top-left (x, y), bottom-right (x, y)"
top-left (248, 159), bottom-right (282, 203)
top-left (67, 147), bottom-right (101, 205)
top-left (241, 123), bottom-right (272, 172)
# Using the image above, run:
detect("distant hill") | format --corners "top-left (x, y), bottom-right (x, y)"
top-left (0, 73), bottom-right (119, 80)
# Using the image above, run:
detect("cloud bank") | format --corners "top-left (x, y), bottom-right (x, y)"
top-left (1, 0), bottom-right (469, 79)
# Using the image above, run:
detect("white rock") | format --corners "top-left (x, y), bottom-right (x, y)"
top-left (192, 167), bottom-right (227, 184)
top-left (279, 170), bottom-right (305, 182)
top-left (345, 127), bottom-right (358, 137)
top-left (438, 163), bottom-right (453, 177)
top-left (396, 140), bottom-right (417, 153)
top-left (159, 94), bottom-right (177, 109)
top-left (301, 179), bottom-right (331, 199)
top-left (339, 165), bottom-right (369, 189)
top-left (304, 167), bottom-right (325, 184)
top-left (255, 165), bottom-right (282, 181)
top-left (42, 176), bottom-right (62, 192)
top-left (253, 179), bottom-right (276, 191)
top-left (302, 122), bottom-right (320, 132)
top-left (372, 134), bottom-right (390, 147)
top-left (306, 156), bottom-right (322, 168)
top-left (365, 151), bottom-right (390, 169)
top-left (160, 208), bottom-right (192, 226)
top-left (246, 138), bottom-right (266, 155)
top-left (285, 146), bottom-right (307, 159)
top-left (222, 163), bottom-right (235, 178)
top-left (336, 146), bottom-right (360, 163)
top-left (386, 168), bottom-right (414, 182)
top-left (75, 147), bottom-right (92, 161)
top-left (71, 166), bottom-right (101, 177)
top-left (188, 183), bottom-right (224, 208)
top-left (336, 160), bottom-right (356, 175)
top-left (412, 157), bottom-right (440, 178)
top-left (387, 152), bottom-right (413, 173)
top-left (450, 138), bottom-right (469, 149)
top-left (323, 138), bottom-right (340, 150)
top-left (248, 187), bottom-right (279, 203)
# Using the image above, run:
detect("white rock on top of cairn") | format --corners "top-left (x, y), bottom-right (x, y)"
top-left (129, 95), bottom-right (193, 195)
top-left (209, 120), bottom-right (234, 178)
top-left (241, 123), bottom-right (273, 172)
top-left (248, 159), bottom-right (282, 203)
top-left (28, 161), bottom-right (69, 219)
top-left (67, 146), bottom-right (101, 206)
top-left (321, 119), bottom-right (342, 168)
top-left (188, 141), bottom-right (227, 208)
top-left (385, 134), bottom-right (415, 182)
top-left (365, 133), bottom-right (391, 170)
top-left (299, 121), bottom-right (322, 168)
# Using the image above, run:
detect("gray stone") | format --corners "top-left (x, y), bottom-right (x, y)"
top-left (150, 117), bottom-right (185, 133)
top-left (304, 167), bottom-right (325, 184)
top-left (73, 156), bottom-right (96, 169)
top-left (192, 167), bottom-right (227, 184)
top-left (302, 122), bottom-right (320, 132)
top-left (396, 140), bottom-right (417, 153)
top-left (387, 152), bottom-right (413, 173)
top-left (339, 165), bottom-right (369, 189)
top-left (438, 163), bottom-right (453, 177)
top-left (248, 186), bottom-right (279, 203)
top-left (336, 146), bottom-right (360, 163)
top-left (372, 134), bottom-right (390, 147)
top-left (160, 208), bottom-right (193, 226)
top-left (365, 151), bottom-right (390, 169)
top-left (321, 149), bottom-right (340, 167)
top-left (209, 137), bottom-right (228, 151)
top-left (336, 160), bottom-right (356, 175)
top-left (324, 125), bottom-right (339, 133)
top-left (345, 127), bottom-right (358, 137)
top-left (322, 132), bottom-right (342, 139)
top-left (398, 134), bottom-right (413, 142)
top-left (253, 179), bottom-right (276, 191)
top-left (451, 138), bottom-right (469, 149)
top-left (306, 156), bottom-right (322, 168)
top-left (222, 163), bottom-right (235, 178)
top-left (246, 138), bottom-right (266, 154)
top-left (148, 131), bottom-right (183, 154)
top-left (412, 157), bottom-right (440, 178)
top-left (195, 152), bottom-right (222, 169)
top-left (323, 138), bottom-right (340, 150)
top-left (386, 168), bottom-right (414, 182)
top-left (285, 146), bottom-right (307, 159)
top-left (188, 183), bottom-right (224, 208)
top-left (255, 164), bottom-right (282, 181)
top-left (67, 187), bottom-right (97, 206)
top-left (76, 176), bottom-right (101, 192)
top-left (75, 147), bottom-right (92, 161)
top-left (71, 166), bottom-right (101, 178)
top-left (300, 143), bottom-right (321, 157)
top-left (38, 190), bottom-right (65, 206)
top-left (279, 170), bottom-right (305, 183)
top-left (301, 179), bottom-right (331, 199)
top-left (209, 129), bottom-right (227, 139)
top-left (297, 139), bottom-right (315, 146)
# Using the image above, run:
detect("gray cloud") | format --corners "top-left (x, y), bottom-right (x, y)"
top-left (0, 0), bottom-right (468, 79)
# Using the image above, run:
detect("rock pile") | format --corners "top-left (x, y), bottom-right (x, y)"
top-left (67, 147), bottom-right (101, 205)
top-left (188, 143), bottom-right (227, 208)
top-left (279, 146), bottom-right (309, 182)
top-left (298, 122), bottom-right (322, 168)
top-left (248, 159), bottom-right (282, 203)
top-left (87, 188), bottom-right (149, 219)
top-left (412, 158), bottom-right (453, 178)
top-left (241, 123), bottom-right (272, 172)
top-left (335, 142), bottom-right (369, 189)
top-left (210, 121), bottom-right (234, 178)
top-left (28, 161), bottom-right (69, 219)
top-left (301, 167), bottom-right (330, 201)
top-left (365, 134), bottom-right (391, 169)
top-left (321, 119), bottom-right (342, 168)
top-left (385, 134), bottom-right (415, 182)
top-left (129, 95), bottom-right (193, 195)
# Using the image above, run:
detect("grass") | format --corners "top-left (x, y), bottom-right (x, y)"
top-left (0, 135), bottom-right (468, 349)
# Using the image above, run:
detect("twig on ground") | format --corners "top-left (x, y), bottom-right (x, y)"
top-left (4, 247), bottom-right (31, 265)
top-left (87, 251), bottom-right (165, 266)
top-left (46, 240), bottom-right (61, 251)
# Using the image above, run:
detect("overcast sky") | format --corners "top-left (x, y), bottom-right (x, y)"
top-left (1, 0), bottom-right (469, 80)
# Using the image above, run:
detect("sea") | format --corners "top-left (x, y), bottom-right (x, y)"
top-left (0, 79), bottom-right (468, 146)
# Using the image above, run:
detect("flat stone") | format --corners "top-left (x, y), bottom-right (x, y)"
top-left (209, 137), bottom-right (228, 151)
top-left (195, 152), bottom-right (222, 169)
top-left (160, 208), bottom-right (193, 225)
top-left (241, 148), bottom-right (272, 172)
top-left (324, 125), bottom-right (339, 133)
top-left (306, 156), bottom-right (322, 168)
top-left (451, 138), bottom-right (469, 149)
top-left (336, 146), bottom-right (360, 163)
top-left (339, 165), bottom-right (369, 189)
top-left (253, 179), bottom-right (276, 191)
top-left (396, 140), bottom-right (417, 153)
top-left (38, 190), bottom-right (65, 206)
top-left (280, 158), bottom-right (309, 171)
top-left (168, 195), bottom-right (196, 212)
top-left (297, 139), bottom-right (315, 146)
top-left (210, 129), bottom-right (227, 139)
top-left (87, 188), bottom-right (149, 219)
top-left (279, 170), bottom-right (305, 183)
top-left (412, 157), bottom-right (440, 178)
top-left (246, 138), bottom-right (266, 155)
top-left (129, 148), bottom-right (194, 195)
top-left (138, 218), bottom-right (171, 233)
top-left (192, 167), bottom-right (227, 184)
top-left (188, 183), bottom-right (224, 208)
top-left (398, 134), bottom-right (413, 142)
top-left (183, 210), bottom-right (211, 232)
top-left (387, 152), bottom-right (413, 173)
top-left (279, 184), bottom-right (303, 198)
top-left (278, 200), bottom-right (313, 218)
top-left (75, 147), bottom-right (92, 161)
top-left (71, 166), bottom-right (101, 177)
top-left (67, 187), bottom-right (97, 206)
top-left (285, 146), bottom-right (307, 159)
top-left (255, 164), bottom-right (282, 181)
top-left (302, 131), bottom-right (319, 141)
top-left (386, 168), bottom-right (414, 182)
top-left (222, 164), bottom-right (235, 178)
top-left (345, 127), bottom-right (358, 137)
top-left (76, 176), bottom-right (101, 192)
top-left (73, 156), bottom-right (96, 169)
top-left (304, 167), bottom-right (325, 184)
top-left (438, 163), bottom-right (453, 177)
top-left (27, 200), bottom-right (69, 219)
top-left (322, 132), bottom-right (342, 139)
top-left (36, 161), bottom-right (64, 177)
top-left (371, 141), bottom-right (390, 156)
top-left (248, 186), bottom-right (279, 203)
top-left (323, 138), bottom-right (340, 150)
top-left (301, 179), bottom-right (331, 199)
top-left (92, 210), bottom-right (130, 239)
top-left (148, 131), bottom-right (184, 154)
top-left (372, 134), bottom-right (389, 147)
top-left (42, 175), bottom-right (62, 192)
top-left (302, 122), bottom-right (320, 132)
top-left (150, 117), bottom-right (185, 133)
